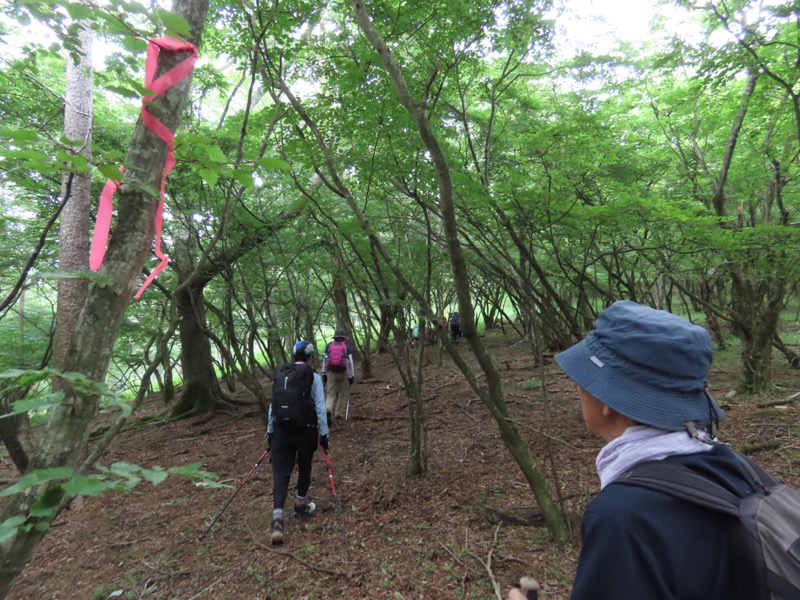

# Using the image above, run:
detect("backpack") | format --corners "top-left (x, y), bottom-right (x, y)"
top-left (617, 452), bottom-right (800, 600)
top-left (271, 363), bottom-right (315, 429)
top-left (450, 312), bottom-right (460, 327)
top-left (327, 341), bottom-right (348, 372)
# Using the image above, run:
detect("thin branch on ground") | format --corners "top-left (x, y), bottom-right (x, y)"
top-left (507, 417), bottom-right (593, 452)
top-left (757, 391), bottom-right (800, 408)
top-left (460, 523), bottom-right (503, 600)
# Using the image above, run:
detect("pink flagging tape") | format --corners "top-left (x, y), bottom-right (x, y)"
top-left (89, 37), bottom-right (198, 299)
top-left (89, 177), bottom-right (122, 271)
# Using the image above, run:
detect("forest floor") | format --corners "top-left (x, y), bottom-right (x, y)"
top-left (4, 328), bottom-right (800, 600)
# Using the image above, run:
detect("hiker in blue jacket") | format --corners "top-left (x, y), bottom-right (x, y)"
top-left (509, 300), bottom-right (760, 600)
top-left (321, 328), bottom-right (355, 423)
top-left (266, 340), bottom-right (329, 545)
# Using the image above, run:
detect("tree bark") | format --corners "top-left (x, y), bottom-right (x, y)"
top-left (169, 277), bottom-right (222, 418)
top-left (0, 0), bottom-right (209, 594)
top-left (351, 0), bottom-right (569, 542)
top-left (54, 24), bottom-right (93, 371)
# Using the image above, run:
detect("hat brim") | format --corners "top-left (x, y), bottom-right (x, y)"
top-left (555, 339), bottom-right (724, 432)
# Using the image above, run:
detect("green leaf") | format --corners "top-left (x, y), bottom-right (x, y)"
top-left (0, 149), bottom-right (51, 161)
top-left (103, 85), bottom-right (141, 99)
top-left (6, 392), bottom-right (65, 417)
top-left (56, 150), bottom-right (90, 171)
top-left (199, 169), bottom-right (218, 187)
top-left (29, 503), bottom-right (58, 518)
top-left (257, 157), bottom-right (291, 172)
top-left (65, 3), bottom-right (94, 19)
top-left (0, 369), bottom-right (29, 379)
top-left (0, 128), bottom-right (40, 142)
top-left (97, 163), bottom-right (124, 181)
top-left (156, 9), bottom-right (191, 36)
top-left (107, 396), bottom-right (132, 418)
top-left (169, 462), bottom-right (224, 487)
top-left (121, 35), bottom-right (148, 54)
top-left (232, 169), bottom-right (254, 189)
top-left (0, 468), bottom-right (77, 496)
top-left (205, 145), bottom-right (227, 163)
top-left (140, 467), bottom-right (168, 486)
top-left (62, 475), bottom-right (110, 497)
top-left (108, 462), bottom-right (139, 477)
top-left (0, 516), bottom-right (26, 544)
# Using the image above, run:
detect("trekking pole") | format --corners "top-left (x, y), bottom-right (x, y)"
top-left (519, 577), bottom-right (540, 600)
top-left (199, 448), bottom-right (269, 541)
top-left (322, 449), bottom-right (350, 558)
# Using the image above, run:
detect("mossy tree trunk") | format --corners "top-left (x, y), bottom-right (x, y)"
top-left (0, 1), bottom-right (209, 593)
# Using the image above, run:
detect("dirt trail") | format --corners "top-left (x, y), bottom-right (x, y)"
top-left (5, 335), bottom-right (800, 599)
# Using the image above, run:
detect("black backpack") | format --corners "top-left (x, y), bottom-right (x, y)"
top-left (271, 363), bottom-right (316, 429)
top-left (617, 452), bottom-right (800, 600)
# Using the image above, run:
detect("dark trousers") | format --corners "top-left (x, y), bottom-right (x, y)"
top-left (271, 425), bottom-right (318, 510)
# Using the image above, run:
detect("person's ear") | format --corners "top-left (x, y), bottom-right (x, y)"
top-left (602, 404), bottom-right (615, 417)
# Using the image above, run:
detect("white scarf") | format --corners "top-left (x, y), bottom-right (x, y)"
top-left (596, 425), bottom-right (714, 489)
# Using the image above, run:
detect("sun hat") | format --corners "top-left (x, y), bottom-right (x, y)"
top-left (293, 340), bottom-right (315, 356)
top-left (332, 328), bottom-right (349, 340)
top-left (555, 300), bottom-right (724, 432)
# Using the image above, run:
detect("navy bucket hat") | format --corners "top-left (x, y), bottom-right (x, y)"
top-left (293, 340), bottom-right (315, 357)
top-left (555, 300), bottom-right (724, 432)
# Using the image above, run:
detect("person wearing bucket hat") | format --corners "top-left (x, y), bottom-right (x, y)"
top-left (321, 328), bottom-right (355, 424)
top-left (266, 340), bottom-right (329, 544)
top-left (508, 300), bottom-right (766, 600)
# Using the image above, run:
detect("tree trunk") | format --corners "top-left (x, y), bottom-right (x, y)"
top-left (0, 1), bottom-right (208, 594)
top-left (169, 278), bottom-right (222, 418)
top-left (351, 0), bottom-right (569, 542)
top-left (331, 254), bottom-right (357, 353)
top-left (54, 24), bottom-right (93, 371)
top-left (0, 393), bottom-right (28, 473)
top-left (731, 274), bottom-right (784, 393)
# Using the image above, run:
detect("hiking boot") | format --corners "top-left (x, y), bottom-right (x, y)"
top-left (270, 516), bottom-right (284, 544)
top-left (294, 500), bottom-right (316, 519)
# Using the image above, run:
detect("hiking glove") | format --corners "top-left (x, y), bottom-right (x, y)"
top-left (322, 373), bottom-right (327, 385)
top-left (320, 435), bottom-right (329, 451)
top-left (348, 377), bottom-right (354, 386)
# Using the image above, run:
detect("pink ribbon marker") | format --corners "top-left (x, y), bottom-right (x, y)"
top-left (89, 37), bottom-right (198, 299)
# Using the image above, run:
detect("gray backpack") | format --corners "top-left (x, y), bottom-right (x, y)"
top-left (618, 452), bottom-right (800, 600)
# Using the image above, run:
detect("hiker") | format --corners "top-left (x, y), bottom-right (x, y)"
top-left (410, 323), bottom-right (420, 349)
top-left (449, 311), bottom-right (461, 344)
top-left (266, 340), bottom-right (329, 545)
top-left (508, 300), bottom-right (769, 600)
top-left (321, 328), bottom-right (355, 423)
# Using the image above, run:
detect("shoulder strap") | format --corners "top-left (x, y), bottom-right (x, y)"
top-left (620, 460), bottom-right (770, 600)
top-left (732, 451), bottom-right (779, 490)
top-left (616, 461), bottom-right (741, 517)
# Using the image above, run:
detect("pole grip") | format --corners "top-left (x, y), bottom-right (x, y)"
top-left (519, 577), bottom-right (539, 600)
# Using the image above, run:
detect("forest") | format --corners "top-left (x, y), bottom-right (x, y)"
top-left (0, 0), bottom-right (799, 598)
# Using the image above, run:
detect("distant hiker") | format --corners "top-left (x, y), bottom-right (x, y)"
top-left (267, 340), bottom-right (329, 545)
top-left (449, 311), bottom-right (461, 344)
top-left (410, 323), bottom-right (420, 348)
top-left (321, 328), bottom-right (355, 423)
top-left (509, 300), bottom-right (799, 599)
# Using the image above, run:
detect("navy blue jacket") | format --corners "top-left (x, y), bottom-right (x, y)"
top-left (571, 445), bottom-right (758, 599)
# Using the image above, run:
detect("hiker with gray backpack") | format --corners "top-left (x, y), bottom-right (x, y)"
top-left (321, 328), bottom-right (355, 424)
top-left (266, 340), bottom-right (329, 545)
top-left (509, 300), bottom-right (800, 600)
